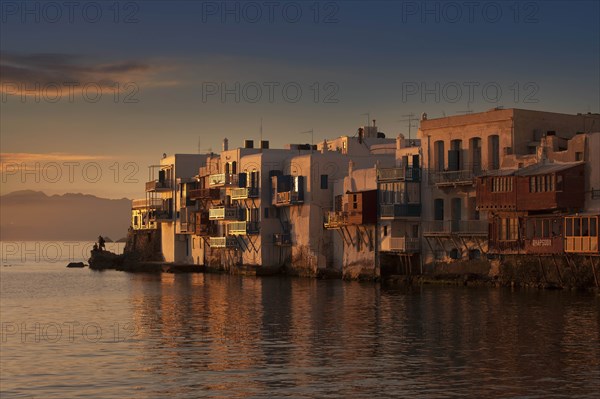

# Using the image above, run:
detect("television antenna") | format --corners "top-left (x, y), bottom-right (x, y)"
top-left (398, 113), bottom-right (419, 140)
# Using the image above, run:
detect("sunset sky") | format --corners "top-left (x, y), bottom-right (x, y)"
top-left (1, 0), bottom-right (599, 199)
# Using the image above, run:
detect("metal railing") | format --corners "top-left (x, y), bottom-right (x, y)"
top-left (384, 237), bottom-right (420, 252)
top-left (379, 204), bottom-right (421, 218)
top-left (132, 198), bottom-right (163, 209)
top-left (149, 210), bottom-right (172, 221)
top-left (208, 237), bottom-right (238, 248)
top-left (188, 188), bottom-right (220, 200)
top-left (422, 220), bottom-right (488, 235)
top-left (208, 207), bottom-right (239, 220)
top-left (209, 173), bottom-right (238, 187)
top-left (145, 180), bottom-right (171, 192)
top-left (274, 191), bottom-right (302, 205)
top-left (227, 221), bottom-right (260, 235)
top-left (377, 167), bottom-right (421, 182)
top-left (230, 187), bottom-right (259, 200)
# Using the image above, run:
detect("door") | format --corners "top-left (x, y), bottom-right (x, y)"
top-left (451, 198), bottom-right (462, 232)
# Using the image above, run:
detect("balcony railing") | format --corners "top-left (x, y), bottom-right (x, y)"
top-left (273, 233), bottom-right (292, 246)
top-left (428, 165), bottom-right (485, 186)
top-left (273, 191), bottom-right (302, 206)
top-left (132, 198), bottom-right (163, 210)
top-left (324, 211), bottom-right (348, 229)
top-left (209, 173), bottom-right (238, 187)
top-left (230, 187), bottom-right (259, 200)
top-left (227, 221), bottom-right (260, 235)
top-left (208, 237), bottom-right (238, 248)
top-left (377, 167), bottom-right (421, 182)
top-left (382, 236), bottom-right (420, 253)
top-left (188, 188), bottom-right (220, 200)
top-left (379, 204), bottom-right (421, 218)
top-left (422, 220), bottom-right (488, 235)
top-left (208, 207), bottom-right (240, 220)
top-left (149, 210), bottom-right (172, 221)
top-left (145, 180), bottom-right (171, 192)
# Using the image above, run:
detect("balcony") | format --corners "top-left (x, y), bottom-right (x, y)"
top-left (273, 191), bottom-right (303, 206)
top-left (230, 187), bottom-right (259, 200)
top-left (422, 220), bottom-right (488, 236)
top-left (273, 233), bottom-right (292, 246)
top-left (324, 211), bottom-right (348, 229)
top-left (209, 173), bottom-right (238, 187)
top-left (195, 213), bottom-right (216, 236)
top-left (188, 188), bottom-right (220, 201)
top-left (149, 210), bottom-right (172, 222)
top-left (208, 207), bottom-right (240, 221)
top-left (377, 167), bottom-right (421, 182)
top-left (227, 221), bottom-right (260, 235)
top-left (145, 180), bottom-right (171, 192)
top-left (429, 168), bottom-right (485, 187)
top-left (380, 204), bottom-right (421, 219)
top-left (381, 236), bottom-right (420, 253)
top-left (208, 237), bottom-right (238, 248)
top-left (131, 198), bottom-right (163, 210)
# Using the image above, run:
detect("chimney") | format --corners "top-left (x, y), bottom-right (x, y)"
top-left (348, 160), bottom-right (354, 176)
top-left (222, 138), bottom-right (229, 151)
top-left (321, 139), bottom-right (328, 153)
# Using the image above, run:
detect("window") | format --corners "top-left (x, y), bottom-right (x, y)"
top-left (320, 174), bottom-right (328, 189)
top-left (529, 174), bottom-right (556, 193)
top-left (491, 177), bottom-right (513, 192)
top-left (264, 207), bottom-right (269, 218)
top-left (383, 225), bottom-right (388, 236)
top-left (499, 218), bottom-right (519, 241)
top-left (575, 152), bottom-right (583, 161)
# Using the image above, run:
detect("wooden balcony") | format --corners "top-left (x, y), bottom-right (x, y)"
top-left (227, 221), bottom-right (260, 235)
top-left (149, 210), bottom-right (172, 222)
top-left (195, 212), bottom-right (216, 236)
top-left (273, 191), bottom-right (303, 207)
top-left (377, 167), bottom-right (421, 182)
top-left (145, 180), bottom-right (171, 192)
top-left (208, 237), bottom-right (238, 248)
top-left (379, 204), bottom-right (421, 219)
top-left (429, 170), bottom-right (479, 187)
top-left (209, 173), bottom-right (238, 187)
top-left (131, 198), bottom-right (163, 210)
top-left (208, 207), bottom-right (239, 220)
top-left (188, 188), bottom-right (220, 200)
top-left (230, 187), bottom-right (259, 200)
top-left (381, 236), bottom-right (420, 253)
top-left (273, 233), bottom-right (292, 246)
top-left (422, 220), bottom-right (488, 236)
top-left (324, 211), bottom-right (348, 229)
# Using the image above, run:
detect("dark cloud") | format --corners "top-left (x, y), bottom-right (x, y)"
top-left (0, 52), bottom-right (153, 86)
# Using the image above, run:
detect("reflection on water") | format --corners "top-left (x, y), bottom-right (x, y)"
top-left (1, 264), bottom-right (599, 398)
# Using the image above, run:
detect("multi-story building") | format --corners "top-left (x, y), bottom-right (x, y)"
top-left (143, 154), bottom-right (209, 263)
top-left (418, 108), bottom-right (600, 266)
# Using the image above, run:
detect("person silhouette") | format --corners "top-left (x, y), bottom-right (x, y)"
top-left (98, 236), bottom-right (106, 251)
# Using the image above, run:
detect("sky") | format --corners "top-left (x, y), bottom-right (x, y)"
top-left (1, 0), bottom-right (599, 199)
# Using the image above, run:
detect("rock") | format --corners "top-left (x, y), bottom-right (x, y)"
top-left (66, 262), bottom-right (85, 268)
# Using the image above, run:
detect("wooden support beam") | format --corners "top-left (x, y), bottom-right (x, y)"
top-left (551, 254), bottom-right (563, 286)
top-left (589, 256), bottom-right (599, 288)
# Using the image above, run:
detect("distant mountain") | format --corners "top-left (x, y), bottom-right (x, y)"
top-left (0, 190), bottom-right (131, 241)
